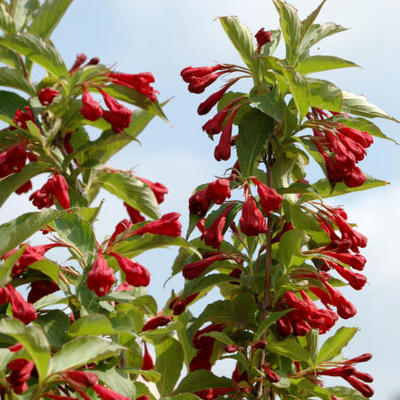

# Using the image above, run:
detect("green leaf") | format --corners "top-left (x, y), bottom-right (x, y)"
top-left (97, 171), bottom-right (160, 220)
top-left (273, 0), bottom-right (301, 65)
top-left (231, 292), bottom-right (256, 328)
top-left (297, 55), bottom-right (359, 75)
top-left (28, 259), bottom-right (61, 284)
top-left (281, 65), bottom-right (310, 120)
top-left (313, 174), bottom-right (388, 198)
top-left (174, 370), bottom-right (232, 394)
top-left (94, 368), bottom-right (137, 398)
top-left (316, 327), bottom-right (358, 364)
top-left (28, 0), bottom-right (73, 39)
top-left (67, 314), bottom-right (115, 337)
top-left (0, 66), bottom-right (35, 94)
top-left (299, 23), bottom-right (348, 57)
top-left (51, 336), bottom-right (125, 373)
top-left (53, 213), bottom-right (96, 265)
top-left (0, 318), bottom-right (51, 381)
top-left (259, 30), bottom-right (281, 57)
top-left (35, 310), bottom-right (70, 349)
top-left (250, 88), bottom-right (287, 123)
top-left (0, 162), bottom-right (48, 208)
top-left (327, 386), bottom-right (369, 400)
top-left (203, 331), bottom-right (235, 346)
top-left (0, 4), bottom-right (15, 33)
top-left (330, 115), bottom-right (398, 144)
top-left (0, 32), bottom-right (68, 77)
top-left (13, 0), bottom-right (39, 31)
top-left (308, 78), bottom-right (342, 112)
top-left (0, 246), bottom-right (25, 287)
top-left (112, 234), bottom-right (200, 259)
top-left (0, 89), bottom-right (29, 122)
top-left (269, 334), bottom-right (310, 362)
top-left (237, 108), bottom-right (274, 176)
top-left (254, 310), bottom-right (292, 341)
top-left (0, 45), bottom-right (20, 69)
top-left (299, 0), bottom-right (326, 42)
top-left (0, 348), bottom-right (15, 371)
top-left (156, 337), bottom-right (184, 396)
top-left (341, 90), bottom-right (398, 121)
top-left (219, 16), bottom-right (256, 70)
top-left (0, 209), bottom-right (65, 258)
top-left (183, 274), bottom-right (233, 298)
top-left (279, 229), bottom-right (307, 269)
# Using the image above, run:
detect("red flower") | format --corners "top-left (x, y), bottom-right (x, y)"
top-left (344, 353), bottom-right (372, 364)
top-left (80, 85), bottom-right (103, 121)
top-left (15, 180), bottom-right (32, 195)
top-left (63, 370), bottom-right (99, 387)
top-left (197, 80), bottom-right (236, 115)
top-left (239, 193), bottom-right (267, 236)
top-left (201, 205), bottom-right (233, 249)
top-left (169, 292), bottom-right (199, 315)
top-left (108, 219), bottom-right (132, 246)
top-left (251, 178), bottom-right (283, 215)
top-left (343, 166), bottom-right (366, 187)
top-left (137, 176), bottom-right (168, 204)
top-left (110, 252), bottom-right (150, 287)
top-left (13, 107), bottom-right (36, 130)
top-left (206, 179), bottom-right (231, 204)
top-left (263, 365), bottom-right (280, 383)
top-left (87, 252), bottom-right (115, 297)
top-left (131, 212), bottom-right (182, 237)
top-left (344, 376), bottom-right (374, 398)
top-left (7, 284), bottom-right (37, 324)
top-left (189, 187), bottom-right (211, 217)
top-left (135, 396), bottom-right (151, 400)
top-left (182, 253), bottom-right (229, 280)
top-left (99, 89), bottom-right (132, 133)
top-left (27, 280), bottom-right (59, 303)
top-left (255, 28), bottom-right (272, 53)
top-left (124, 203), bottom-right (145, 223)
top-left (317, 366), bottom-right (355, 377)
top-left (69, 53), bottom-right (87, 74)
top-left (141, 342), bottom-right (154, 370)
top-left (0, 142), bottom-right (28, 178)
top-left (109, 72), bottom-right (158, 102)
top-left (214, 108), bottom-right (238, 161)
top-left (141, 315), bottom-right (173, 331)
top-left (39, 88), bottom-right (60, 106)
top-left (92, 383), bottom-right (130, 400)
top-left (181, 65), bottom-right (226, 83)
top-left (322, 251), bottom-right (366, 271)
top-left (7, 358), bottom-right (34, 394)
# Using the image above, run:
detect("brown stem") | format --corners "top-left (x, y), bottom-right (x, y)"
top-left (256, 146), bottom-right (275, 400)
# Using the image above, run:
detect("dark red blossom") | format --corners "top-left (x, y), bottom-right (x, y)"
top-left (131, 212), bottom-right (182, 237)
top-left (181, 65), bottom-right (226, 83)
top-left (239, 191), bottom-right (267, 236)
top-left (7, 358), bottom-right (34, 394)
top-left (189, 187), bottom-right (211, 217)
top-left (197, 80), bottom-right (236, 115)
top-left (201, 205), bottom-right (233, 249)
top-left (80, 86), bottom-right (103, 121)
top-left (138, 176), bottom-right (168, 203)
top-left (87, 252), bottom-right (115, 297)
top-left (92, 383), bottom-right (130, 400)
top-left (63, 370), bottom-right (99, 387)
top-left (214, 108), bottom-right (239, 161)
top-left (108, 219), bottom-right (132, 246)
top-left (7, 284), bottom-right (37, 324)
top-left (263, 365), bottom-right (280, 383)
top-left (124, 202), bottom-right (145, 223)
top-left (141, 315), bottom-right (173, 331)
top-left (15, 180), bottom-right (32, 194)
top-left (39, 87), bottom-right (59, 106)
top-left (99, 89), bottom-right (132, 133)
top-left (182, 253), bottom-right (229, 279)
top-left (255, 28), bottom-right (272, 53)
top-left (169, 292), bottom-right (199, 315)
top-left (141, 342), bottom-right (154, 370)
top-left (69, 53), bottom-right (87, 74)
top-left (206, 178), bottom-right (231, 204)
top-left (0, 142), bottom-right (28, 178)
top-left (344, 376), bottom-right (374, 398)
top-left (251, 178), bottom-right (283, 215)
top-left (110, 252), bottom-right (150, 287)
top-left (27, 280), bottom-right (59, 303)
top-left (13, 107), bottom-right (36, 130)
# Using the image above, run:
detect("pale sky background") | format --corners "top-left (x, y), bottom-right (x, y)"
top-left (1, 0), bottom-right (400, 398)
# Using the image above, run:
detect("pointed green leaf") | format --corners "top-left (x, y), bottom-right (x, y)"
top-left (35, 310), bottom-right (70, 349)
top-left (156, 337), bottom-right (184, 396)
top-left (0, 32), bottom-right (68, 77)
top-left (317, 327), bottom-right (358, 364)
top-left (174, 370), bottom-right (232, 394)
top-left (281, 65), bottom-right (310, 119)
top-left (94, 368), bottom-right (137, 398)
top-left (219, 16), bottom-right (256, 70)
top-left (273, 0), bottom-right (301, 65)
top-left (13, 0), bottom-right (39, 31)
top-left (28, 0), bottom-right (73, 39)
top-left (0, 209), bottom-right (65, 257)
top-left (0, 89), bottom-right (29, 122)
top-left (279, 229), bottom-right (307, 268)
top-left (97, 171), bottom-right (160, 220)
top-left (183, 274), bottom-right (233, 298)
top-left (250, 88), bottom-right (287, 123)
top-left (0, 4), bottom-right (15, 33)
top-left (269, 334), bottom-right (310, 362)
top-left (237, 108), bottom-right (274, 176)
top-left (0, 162), bottom-right (48, 208)
top-left (0, 318), bottom-right (51, 381)
top-left (0, 66), bottom-right (35, 94)
top-left (53, 213), bottom-right (96, 265)
top-left (313, 174), bottom-right (388, 198)
top-left (0, 246), bottom-right (25, 287)
top-left (297, 55), bottom-right (359, 75)
top-left (341, 90), bottom-right (398, 122)
top-left (67, 314), bottom-right (115, 337)
top-left (51, 336), bottom-right (125, 373)
top-left (203, 331), bottom-right (235, 346)
top-left (254, 310), bottom-right (292, 341)
top-left (327, 386), bottom-right (369, 400)
top-left (300, 0), bottom-right (326, 42)
top-left (28, 259), bottom-right (61, 284)
top-left (308, 78), bottom-right (342, 112)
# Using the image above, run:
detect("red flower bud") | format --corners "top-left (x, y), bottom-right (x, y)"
top-left (13, 107), bottom-right (36, 130)
top-left (15, 180), bottom-right (32, 195)
top-left (141, 342), bottom-right (154, 370)
top-left (70, 53), bottom-right (87, 74)
top-left (224, 345), bottom-right (239, 353)
top-left (135, 396), bottom-right (151, 400)
top-left (39, 88), bottom-right (59, 106)
top-left (27, 280), bottom-right (59, 304)
top-left (206, 179), bottom-right (231, 204)
top-left (343, 166), bottom-right (366, 188)
top-left (141, 315), bottom-right (173, 331)
top-left (263, 366), bottom-right (280, 383)
top-left (110, 252), bottom-right (150, 287)
top-left (124, 203), bottom-right (145, 224)
top-left (137, 176), bottom-right (168, 204)
top-left (108, 218), bottom-right (132, 246)
top-left (344, 353), bottom-right (372, 364)
top-left (109, 72), bottom-right (158, 102)
top-left (354, 371), bottom-right (373, 383)
top-left (197, 81), bottom-right (235, 115)
top-left (8, 343), bottom-right (23, 352)
top-left (87, 252), bottom-right (115, 296)
top-left (239, 195), bottom-right (267, 236)
top-left (214, 109), bottom-right (238, 161)
top-left (201, 205), bottom-right (233, 249)
top-left (63, 370), bottom-right (99, 387)
top-left (317, 365), bottom-right (356, 377)
top-left (189, 187), bottom-right (211, 217)
top-left (182, 253), bottom-right (228, 280)
top-left (251, 178), bottom-right (283, 215)
top-left (7, 358), bottom-right (34, 394)
top-left (131, 212), bottom-right (182, 237)
top-left (255, 28), bottom-right (272, 53)
top-left (7, 284), bottom-right (37, 324)
top-left (92, 383), bottom-right (130, 400)
top-left (80, 85), bottom-right (103, 121)
top-left (344, 376), bottom-right (374, 398)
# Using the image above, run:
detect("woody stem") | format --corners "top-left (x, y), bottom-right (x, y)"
top-left (256, 145), bottom-right (275, 399)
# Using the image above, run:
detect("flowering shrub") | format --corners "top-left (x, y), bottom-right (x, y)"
top-left (0, 0), bottom-right (397, 399)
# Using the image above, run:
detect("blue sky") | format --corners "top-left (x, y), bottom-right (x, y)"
top-left (2, 0), bottom-right (400, 398)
